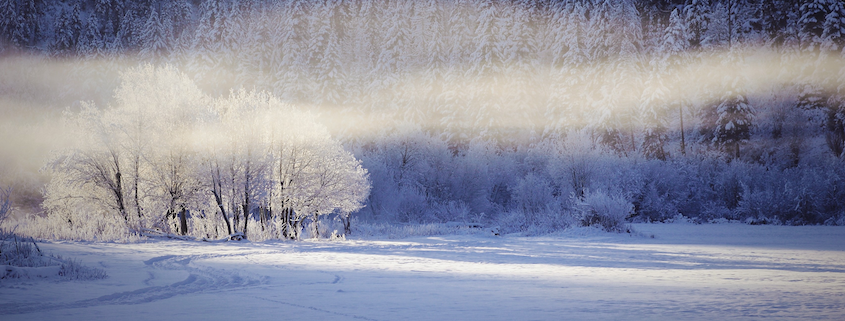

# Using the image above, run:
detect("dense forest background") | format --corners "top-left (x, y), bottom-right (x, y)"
top-left (1, 0), bottom-right (845, 240)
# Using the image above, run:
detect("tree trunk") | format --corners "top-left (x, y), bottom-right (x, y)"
top-left (179, 207), bottom-right (188, 235)
top-left (212, 189), bottom-right (232, 236)
top-left (735, 142), bottom-right (740, 159)
top-left (242, 201), bottom-right (249, 239)
top-left (242, 151), bottom-right (252, 239)
top-left (134, 155), bottom-right (141, 222)
top-left (280, 207), bottom-right (288, 239)
top-left (285, 207), bottom-right (294, 240)
top-left (312, 213), bottom-right (320, 239)
top-left (232, 205), bottom-right (240, 235)
top-left (292, 216), bottom-right (301, 240)
top-left (259, 206), bottom-right (266, 232)
top-left (342, 213), bottom-right (351, 236)
top-left (114, 171), bottom-right (127, 222)
top-left (212, 165), bottom-right (233, 235)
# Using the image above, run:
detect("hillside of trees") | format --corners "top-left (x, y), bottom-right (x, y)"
top-left (2, 0), bottom-right (845, 240)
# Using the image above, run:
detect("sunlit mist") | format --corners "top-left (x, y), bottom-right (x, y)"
top-left (2, 0), bottom-right (845, 231)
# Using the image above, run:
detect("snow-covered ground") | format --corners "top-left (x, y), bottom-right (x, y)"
top-left (1, 223), bottom-right (843, 320)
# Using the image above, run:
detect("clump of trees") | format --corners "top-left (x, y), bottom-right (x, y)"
top-left (39, 65), bottom-right (369, 241)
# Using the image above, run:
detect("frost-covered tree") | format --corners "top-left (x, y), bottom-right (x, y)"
top-left (0, 0), bottom-right (16, 49)
top-left (139, 3), bottom-right (169, 60)
top-left (313, 0), bottom-right (345, 107)
top-left (11, 0), bottom-right (43, 49)
top-left (712, 52), bottom-right (754, 159)
top-left (95, 0), bottom-right (123, 42)
top-left (799, 0), bottom-right (828, 51)
top-left (198, 90), bottom-right (371, 239)
top-left (189, 0), bottom-right (225, 92)
top-left (111, 65), bottom-right (209, 234)
top-left (684, 0), bottom-right (711, 49)
top-left (640, 71), bottom-right (669, 160)
top-left (115, 5), bottom-right (141, 50)
top-left (43, 103), bottom-right (132, 231)
top-left (586, 0), bottom-right (643, 154)
top-left (663, 8), bottom-right (691, 155)
top-left (760, 0), bottom-right (795, 48)
top-left (77, 14), bottom-right (104, 58)
top-left (272, 0), bottom-right (309, 103)
top-left (50, 2), bottom-right (81, 56)
top-left (825, 47), bottom-right (845, 158)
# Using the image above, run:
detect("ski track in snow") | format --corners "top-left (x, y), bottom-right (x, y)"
top-left (0, 224), bottom-right (844, 320)
top-left (0, 253), bottom-right (265, 315)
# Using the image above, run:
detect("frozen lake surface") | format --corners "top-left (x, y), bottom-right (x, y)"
top-left (1, 223), bottom-right (844, 320)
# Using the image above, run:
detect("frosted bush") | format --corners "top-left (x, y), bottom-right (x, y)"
top-left (510, 173), bottom-right (557, 215)
top-left (11, 210), bottom-right (140, 242)
top-left (668, 214), bottom-right (694, 224)
top-left (1, 232), bottom-right (107, 280)
top-left (495, 206), bottom-right (573, 235)
top-left (432, 201), bottom-right (471, 223)
top-left (576, 190), bottom-right (633, 233)
top-left (57, 257), bottom-right (109, 280)
top-left (397, 188), bottom-right (429, 223)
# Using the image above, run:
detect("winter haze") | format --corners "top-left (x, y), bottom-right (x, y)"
top-left (1, 0), bottom-right (844, 320)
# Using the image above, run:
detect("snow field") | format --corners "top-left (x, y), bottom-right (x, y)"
top-left (1, 223), bottom-right (843, 320)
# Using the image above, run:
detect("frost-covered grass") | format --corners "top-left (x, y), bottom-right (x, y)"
top-left (351, 221), bottom-right (490, 239)
top-left (0, 231), bottom-right (107, 281)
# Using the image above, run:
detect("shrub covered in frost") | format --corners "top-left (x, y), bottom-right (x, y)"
top-left (0, 231), bottom-right (107, 280)
top-left (576, 191), bottom-right (633, 233)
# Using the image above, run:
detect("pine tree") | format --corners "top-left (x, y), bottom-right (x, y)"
top-left (115, 6), bottom-right (140, 50)
top-left (50, 5), bottom-right (74, 56)
top-left (799, 0), bottom-right (828, 51)
top-left (640, 71), bottom-right (669, 160)
top-left (139, 3), bottom-right (169, 60)
top-left (273, 0), bottom-right (308, 103)
top-left (760, 0), bottom-right (794, 47)
top-left (11, 0), bottom-right (42, 49)
top-left (702, 0), bottom-right (754, 49)
top-left (69, 1), bottom-right (83, 52)
top-left (314, 0), bottom-right (345, 107)
top-left (0, 0), bottom-right (15, 48)
top-left (548, 1), bottom-right (588, 134)
top-left (77, 13), bottom-right (104, 58)
top-left (816, 1), bottom-right (845, 157)
top-left (684, 0), bottom-right (711, 49)
top-left (95, 0), bottom-right (123, 42)
top-left (825, 46), bottom-right (845, 157)
top-left (798, 0), bottom-right (843, 130)
top-left (822, 0), bottom-right (845, 52)
top-left (664, 8), bottom-right (691, 155)
top-left (190, 0), bottom-right (226, 94)
top-left (586, 0), bottom-right (643, 154)
top-left (713, 52), bottom-right (754, 159)
top-left (215, 0), bottom-right (244, 93)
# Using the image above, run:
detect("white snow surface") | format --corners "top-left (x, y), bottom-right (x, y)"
top-left (1, 223), bottom-right (843, 320)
